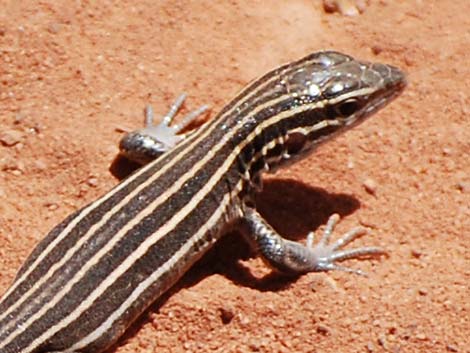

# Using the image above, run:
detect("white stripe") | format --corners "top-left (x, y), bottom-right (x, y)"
top-left (0, 91), bottom-right (304, 350)
top-left (66, 181), bottom-right (244, 352)
top-left (0, 76), bottom-right (276, 324)
top-left (0, 54), bottom-right (327, 311)
top-left (0, 55), bottom-right (300, 314)
top-left (18, 99), bottom-right (330, 353)
top-left (68, 106), bottom-right (342, 352)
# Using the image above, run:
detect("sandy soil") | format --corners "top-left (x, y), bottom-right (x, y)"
top-left (0, 1), bottom-right (468, 352)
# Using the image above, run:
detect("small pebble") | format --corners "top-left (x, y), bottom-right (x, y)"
top-left (415, 333), bottom-right (427, 341)
top-left (239, 315), bottom-right (250, 326)
top-left (14, 112), bottom-right (25, 124)
top-left (456, 181), bottom-right (468, 193)
top-left (0, 157), bottom-right (25, 173)
top-left (0, 130), bottom-right (23, 146)
top-left (33, 160), bottom-right (48, 171)
top-left (323, 0), bottom-right (366, 16)
top-left (418, 288), bottom-right (428, 296)
top-left (316, 324), bottom-right (331, 335)
top-left (363, 177), bottom-right (377, 195)
top-left (410, 249), bottom-right (423, 258)
top-left (114, 125), bottom-right (132, 133)
top-left (47, 23), bottom-right (60, 34)
top-left (377, 334), bottom-right (387, 348)
top-left (87, 177), bottom-right (99, 187)
top-left (46, 203), bottom-right (59, 211)
top-left (446, 344), bottom-right (458, 352)
top-left (442, 147), bottom-right (452, 156)
top-left (347, 158), bottom-right (355, 169)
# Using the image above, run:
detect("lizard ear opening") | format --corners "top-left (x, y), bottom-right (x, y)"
top-left (285, 132), bottom-right (307, 155)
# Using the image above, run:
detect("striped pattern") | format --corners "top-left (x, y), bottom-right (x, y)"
top-left (0, 51), bottom-right (405, 353)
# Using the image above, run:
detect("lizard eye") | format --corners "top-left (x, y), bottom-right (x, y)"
top-left (336, 99), bottom-right (359, 117)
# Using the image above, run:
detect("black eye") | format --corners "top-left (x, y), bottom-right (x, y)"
top-left (336, 99), bottom-right (359, 117)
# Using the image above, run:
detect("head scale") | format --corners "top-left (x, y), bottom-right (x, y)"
top-left (278, 51), bottom-right (406, 157)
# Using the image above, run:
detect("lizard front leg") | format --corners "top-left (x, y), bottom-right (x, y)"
top-left (239, 207), bottom-right (384, 276)
top-left (119, 93), bottom-right (209, 164)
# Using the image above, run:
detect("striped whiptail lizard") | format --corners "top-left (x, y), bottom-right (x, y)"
top-left (0, 51), bottom-right (406, 353)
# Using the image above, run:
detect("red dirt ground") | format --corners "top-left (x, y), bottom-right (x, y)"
top-left (0, 1), bottom-right (468, 352)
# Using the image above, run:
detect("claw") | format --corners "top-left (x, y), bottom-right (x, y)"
top-left (173, 104), bottom-right (210, 133)
top-left (161, 93), bottom-right (187, 126)
top-left (306, 231), bottom-right (315, 248)
top-left (328, 246), bottom-right (385, 262)
top-left (144, 104), bottom-right (155, 127)
top-left (318, 213), bottom-right (340, 245)
top-left (331, 227), bottom-right (367, 251)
